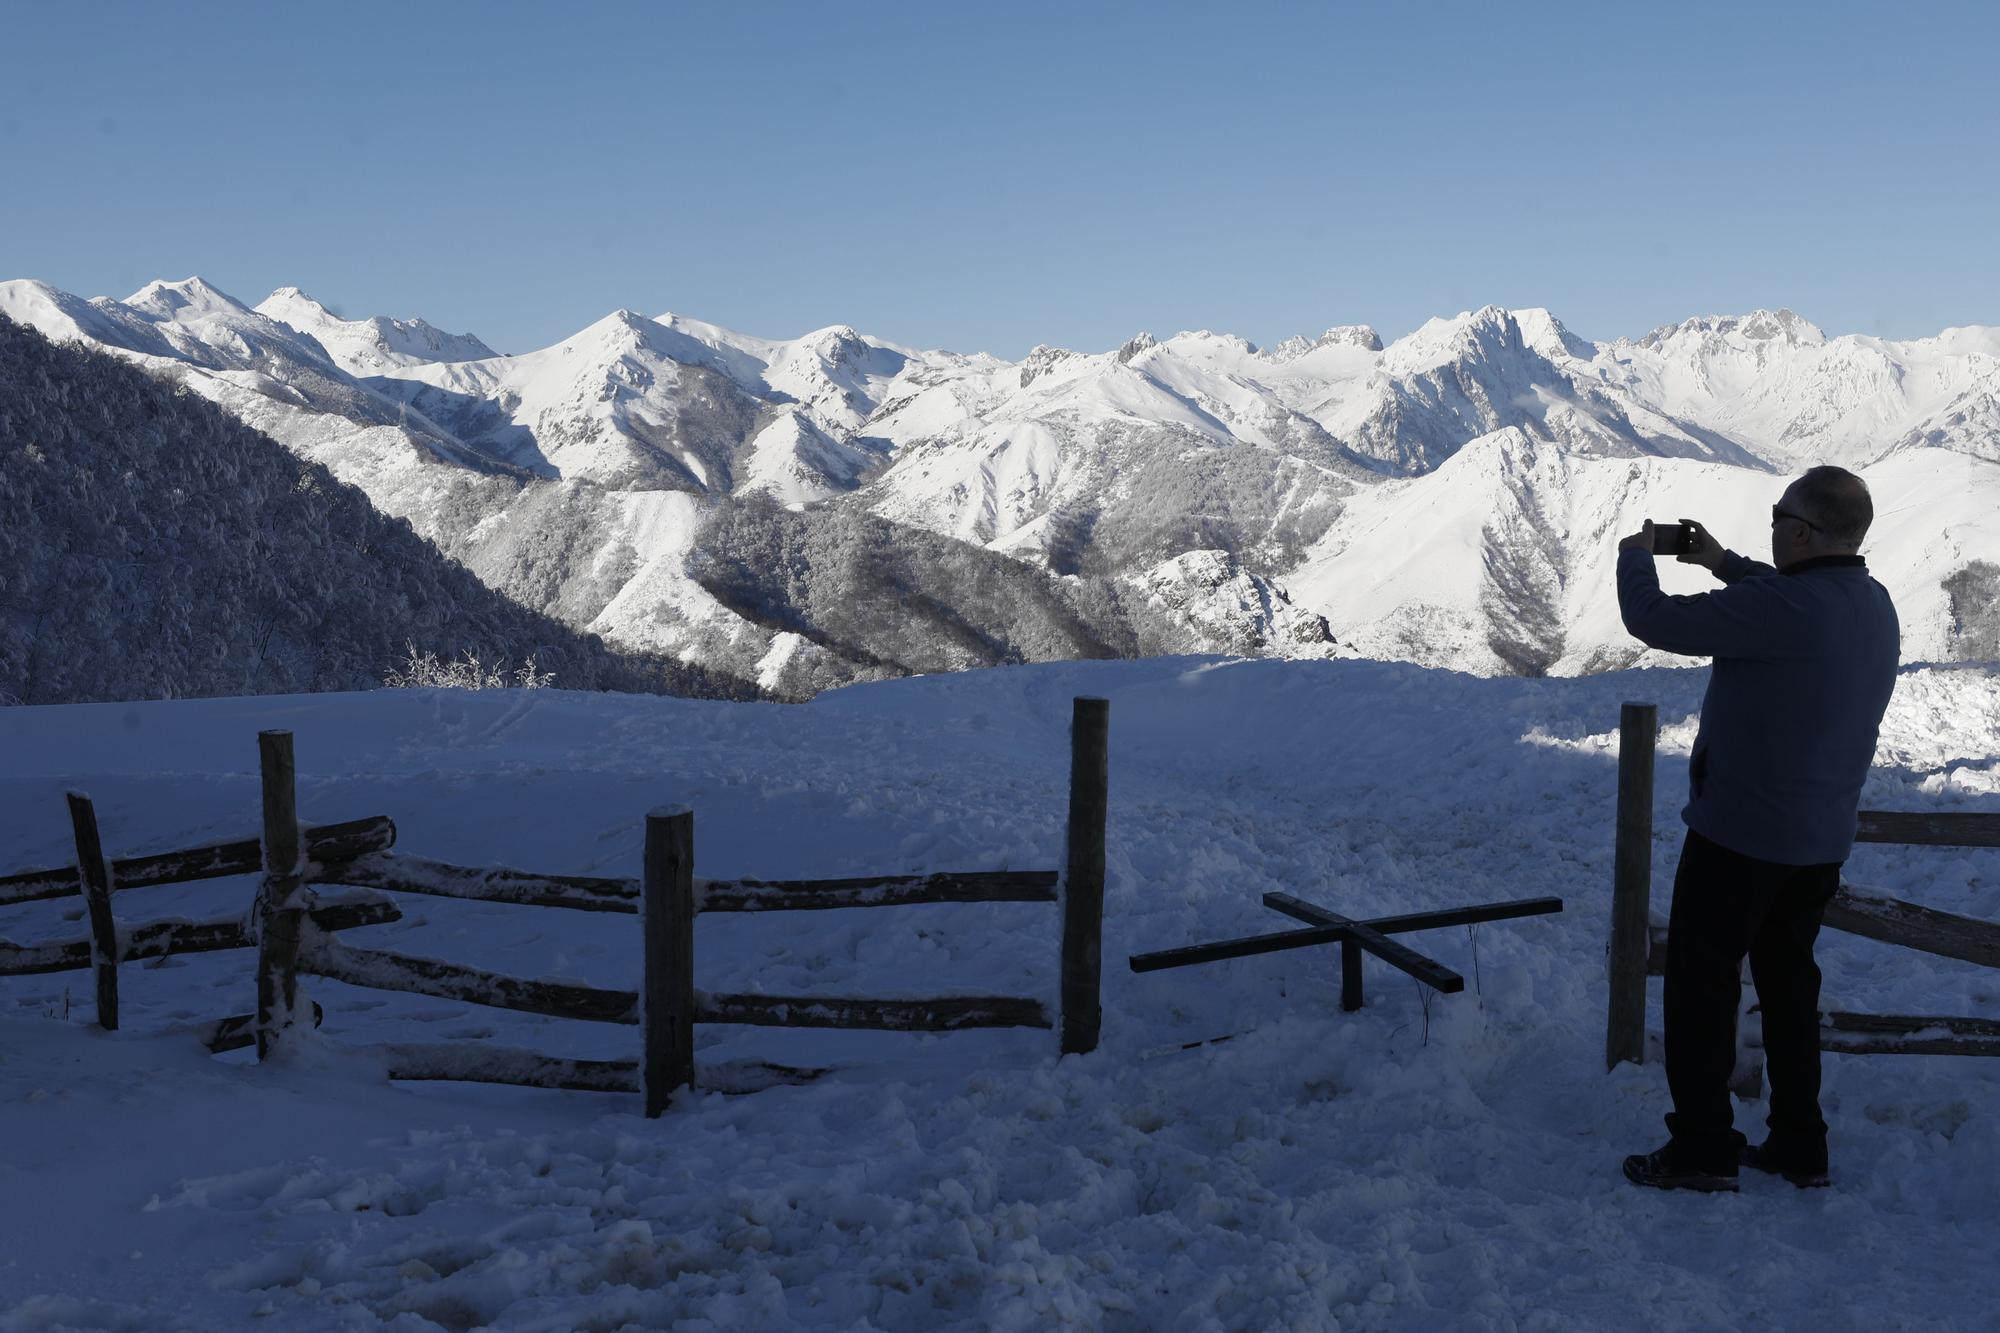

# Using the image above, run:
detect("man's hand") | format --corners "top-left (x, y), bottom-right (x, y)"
top-left (1619, 521), bottom-right (1655, 553)
top-left (1677, 518), bottom-right (1725, 570)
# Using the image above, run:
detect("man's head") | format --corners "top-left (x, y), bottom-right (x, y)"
top-left (1771, 466), bottom-right (1872, 570)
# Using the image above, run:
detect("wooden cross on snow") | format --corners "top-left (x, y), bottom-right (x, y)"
top-left (1129, 891), bottom-right (1564, 1011)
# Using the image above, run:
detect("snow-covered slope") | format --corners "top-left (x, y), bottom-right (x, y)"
top-left (1600, 310), bottom-right (2000, 469)
top-left (0, 658), bottom-right (1995, 1326)
top-left (0, 277), bottom-right (518, 482)
top-left (1288, 431), bottom-right (2000, 675)
top-left (377, 309), bottom-right (774, 489)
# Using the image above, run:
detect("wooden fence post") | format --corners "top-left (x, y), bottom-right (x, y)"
top-left (65, 793), bottom-right (119, 1030)
top-left (1607, 701), bottom-right (1657, 1069)
top-left (1061, 697), bottom-right (1109, 1056)
top-left (256, 730), bottom-right (306, 1059)
top-left (1341, 939), bottom-right (1364, 1012)
top-left (643, 806), bottom-right (695, 1115)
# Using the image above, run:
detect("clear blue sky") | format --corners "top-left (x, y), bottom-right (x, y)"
top-left (4, 1), bottom-right (1995, 357)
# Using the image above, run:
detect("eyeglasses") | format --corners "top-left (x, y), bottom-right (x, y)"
top-left (1771, 506), bottom-right (1818, 531)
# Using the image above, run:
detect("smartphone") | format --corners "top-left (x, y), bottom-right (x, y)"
top-left (1650, 521), bottom-right (1696, 557)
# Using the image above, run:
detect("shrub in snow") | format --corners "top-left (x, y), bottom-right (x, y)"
top-left (383, 645), bottom-right (555, 690)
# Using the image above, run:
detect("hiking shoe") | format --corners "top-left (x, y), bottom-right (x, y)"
top-left (1740, 1140), bottom-right (1831, 1189)
top-left (1622, 1142), bottom-right (1740, 1193)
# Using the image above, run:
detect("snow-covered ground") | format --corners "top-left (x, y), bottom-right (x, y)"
top-left (1, 658), bottom-right (1996, 1330)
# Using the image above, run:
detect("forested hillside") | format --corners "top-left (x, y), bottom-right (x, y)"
top-left (0, 316), bottom-right (753, 705)
top-left (687, 494), bottom-right (1131, 697)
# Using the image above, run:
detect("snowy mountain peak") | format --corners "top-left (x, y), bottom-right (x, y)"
top-left (1319, 324), bottom-right (1384, 352)
top-left (1268, 326), bottom-right (1384, 362)
top-left (1636, 308), bottom-right (1827, 351)
top-left (1511, 308), bottom-right (1595, 361)
top-left (563, 309), bottom-right (662, 355)
top-left (260, 285), bottom-right (335, 319)
top-left (798, 323), bottom-right (864, 349)
top-left (123, 276), bottom-right (250, 321)
top-left (1116, 332), bottom-right (1159, 364)
top-left (1168, 330), bottom-right (1259, 356)
top-left (1019, 344), bottom-right (1076, 388)
top-left (1376, 304), bottom-right (1590, 372)
top-left (255, 287), bottom-right (496, 371)
top-left (1383, 305), bottom-right (1540, 376)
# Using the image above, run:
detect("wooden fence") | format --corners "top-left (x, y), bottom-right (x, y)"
top-left (1606, 701), bottom-right (2000, 1076)
top-left (255, 696), bottom-right (1110, 1117)
top-left (0, 790), bottom-right (400, 1049)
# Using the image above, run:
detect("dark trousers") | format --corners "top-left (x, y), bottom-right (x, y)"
top-left (1663, 828), bottom-right (1841, 1163)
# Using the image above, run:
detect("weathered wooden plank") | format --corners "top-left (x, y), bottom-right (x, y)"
top-left (0, 865), bottom-right (75, 905)
top-left (300, 816), bottom-right (398, 866)
top-left (127, 899), bottom-right (398, 964)
top-left (1816, 1010), bottom-right (2000, 1056)
top-left (66, 794), bottom-right (119, 1030)
top-left (1262, 896), bottom-right (1567, 937)
top-left (1608, 701), bottom-right (1657, 1068)
top-left (1855, 810), bottom-right (2000, 849)
top-left (109, 838), bottom-right (259, 891)
top-left (644, 807), bottom-right (695, 1117)
top-left (202, 1012), bottom-right (256, 1054)
top-left (698, 992), bottom-right (1052, 1031)
top-left (1823, 883), bottom-right (2000, 971)
top-left (311, 850), bottom-right (638, 913)
top-left (699, 870), bottom-right (1058, 912)
top-left (1128, 896), bottom-right (1564, 974)
top-left (1062, 696), bottom-right (1109, 1056)
top-left (1130, 921), bottom-right (1350, 972)
top-left (200, 1002), bottom-right (324, 1055)
top-left (303, 897), bottom-right (404, 937)
top-left (1261, 893), bottom-right (1464, 994)
top-left (299, 935), bottom-right (640, 1025)
top-left (0, 898), bottom-right (401, 977)
top-left (0, 816), bottom-right (396, 908)
top-left (373, 1042), bottom-right (641, 1093)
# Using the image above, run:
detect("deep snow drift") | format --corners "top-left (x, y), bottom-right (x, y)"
top-left (0, 658), bottom-right (1996, 1330)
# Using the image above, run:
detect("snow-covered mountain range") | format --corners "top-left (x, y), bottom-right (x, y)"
top-left (4, 275), bottom-right (1997, 693)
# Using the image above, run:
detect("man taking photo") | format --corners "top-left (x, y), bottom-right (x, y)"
top-left (1614, 465), bottom-right (1900, 1193)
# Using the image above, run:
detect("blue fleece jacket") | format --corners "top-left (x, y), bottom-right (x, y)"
top-left (1616, 547), bottom-right (1900, 866)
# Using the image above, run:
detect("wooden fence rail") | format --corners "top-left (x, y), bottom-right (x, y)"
top-left (299, 933), bottom-right (640, 1025)
top-left (701, 870), bottom-right (1060, 913)
top-left (1605, 699), bottom-right (2000, 1075)
top-left (1855, 811), bottom-right (2000, 848)
top-left (0, 782), bottom-right (401, 1032)
top-left (0, 815), bottom-right (395, 908)
top-left (312, 851), bottom-right (635, 913)
top-left (696, 992), bottom-right (1052, 1031)
top-left (307, 857), bottom-right (1064, 916)
top-left (0, 898), bottom-right (398, 978)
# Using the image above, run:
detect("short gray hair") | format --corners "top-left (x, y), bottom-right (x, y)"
top-left (1793, 466), bottom-right (1873, 549)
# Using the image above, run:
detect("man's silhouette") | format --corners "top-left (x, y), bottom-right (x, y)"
top-left (1614, 466), bottom-right (1900, 1192)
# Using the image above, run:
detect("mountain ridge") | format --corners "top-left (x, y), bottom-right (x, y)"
top-left (6, 273), bottom-right (1996, 694)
